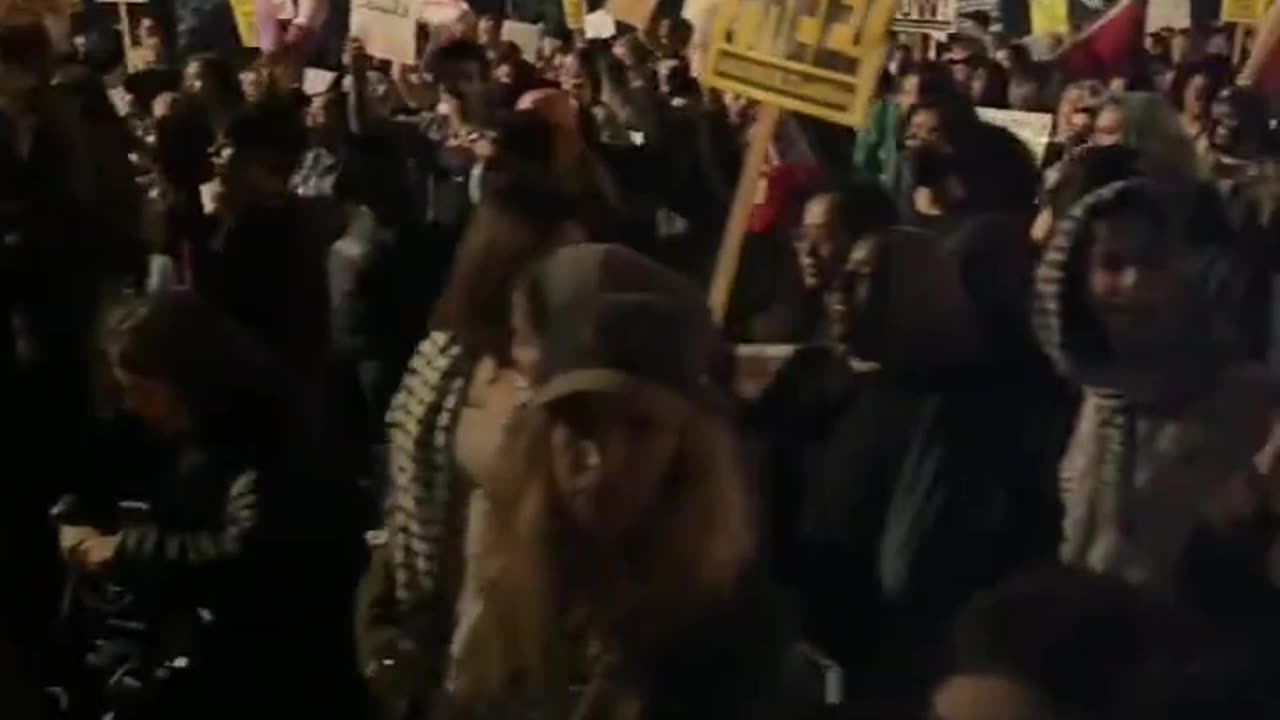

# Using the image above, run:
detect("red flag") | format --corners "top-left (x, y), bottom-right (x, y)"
top-left (1055, 0), bottom-right (1147, 81)
top-left (1239, 1), bottom-right (1280, 97)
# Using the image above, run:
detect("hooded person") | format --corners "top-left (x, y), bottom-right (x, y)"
top-left (440, 243), bottom-right (821, 719)
top-left (1033, 178), bottom-right (1280, 600)
top-left (745, 209), bottom-right (1072, 698)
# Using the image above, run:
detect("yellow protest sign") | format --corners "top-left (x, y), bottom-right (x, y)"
top-left (1029, 0), bottom-right (1068, 36)
top-left (703, 0), bottom-right (897, 129)
top-left (562, 0), bottom-right (584, 31)
top-left (1223, 0), bottom-right (1273, 24)
top-left (228, 0), bottom-right (259, 47)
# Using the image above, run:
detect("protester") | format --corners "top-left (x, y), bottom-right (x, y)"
top-left (359, 178), bottom-right (585, 718)
top-left (441, 243), bottom-right (812, 719)
top-left (57, 291), bottom-right (364, 719)
top-left (6, 7), bottom-right (1280, 720)
top-left (1034, 179), bottom-right (1278, 597)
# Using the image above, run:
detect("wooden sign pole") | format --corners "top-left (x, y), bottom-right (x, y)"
top-left (117, 1), bottom-right (135, 72)
top-left (708, 103), bottom-right (782, 325)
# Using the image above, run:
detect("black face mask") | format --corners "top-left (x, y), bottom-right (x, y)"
top-left (907, 144), bottom-right (957, 191)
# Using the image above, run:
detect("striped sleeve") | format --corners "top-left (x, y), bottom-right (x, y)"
top-left (117, 470), bottom-right (260, 567)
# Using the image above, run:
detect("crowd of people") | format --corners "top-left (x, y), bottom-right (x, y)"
top-left (2, 4), bottom-right (1280, 719)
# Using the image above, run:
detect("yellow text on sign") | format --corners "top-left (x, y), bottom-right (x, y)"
top-left (1222, 0), bottom-right (1274, 24)
top-left (704, 0), bottom-right (897, 128)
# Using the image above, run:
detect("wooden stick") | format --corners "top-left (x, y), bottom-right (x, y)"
top-left (1234, 22), bottom-right (1248, 69)
top-left (117, 1), bottom-right (133, 72)
top-left (708, 103), bottom-right (782, 325)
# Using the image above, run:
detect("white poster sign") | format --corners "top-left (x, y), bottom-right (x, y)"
top-left (500, 20), bottom-right (541, 62)
top-left (351, 0), bottom-right (417, 64)
top-left (584, 9), bottom-right (617, 39)
top-left (976, 107), bottom-right (1053, 163)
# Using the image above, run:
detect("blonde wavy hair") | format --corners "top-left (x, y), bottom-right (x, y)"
top-left (447, 394), bottom-right (756, 704)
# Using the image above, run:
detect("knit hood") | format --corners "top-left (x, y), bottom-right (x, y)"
top-left (1032, 179), bottom-right (1239, 405)
top-left (854, 213), bottom-right (1040, 388)
top-left (524, 243), bottom-right (719, 409)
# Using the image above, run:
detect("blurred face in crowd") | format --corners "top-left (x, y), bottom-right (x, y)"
top-left (477, 15), bottom-right (501, 46)
top-left (1091, 104), bottom-right (1124, 147)
top-left (558, 52), bottom-right (585, 94)
top-left (239, 67), bottom-right (268, 104)
top-left (138, 18), bottom-right (164, 53)
top-left (794, 193), bottom-right (848, 291)
top-left (1087, 210), bottom-right (1184, 345)
top-left (994, 47), bottom-right (1013, 71)
top-left (895, 71), bottom-right (921, 112)
top-left (946, 46), bottom-right (977, 86)
top-left (548, 391), bottom-right (683, 540)
top-left (1170, 31), bottom-right (1192, 63)
top-left (1209, 90), bottom-right (1241, 151)
top-left (1008, 76), bottom-right (1040, 111)
top-left (113, 366), bottom-right (190, 436)
top-left (1182, 73), bottom-right (1210, 118)
top-left (903, 106), bottom-right (943, 151)
top-left (931, 673), bottom-right (1047, 720)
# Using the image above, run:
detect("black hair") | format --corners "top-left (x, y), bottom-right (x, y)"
top-left (429, 40), bottom-right (491, 85)
top-left (104, 291), bottom-right (287, 450)
top-left (225, 98), bottom-right (307, 176)
top-left (949, 568), bottom-right (1182, 720)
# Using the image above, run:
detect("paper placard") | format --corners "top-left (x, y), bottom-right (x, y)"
top-left (605, 0), bottom-right (655, 30)
top-left (976, 107), bottom-right (1053, 163)
top-left (302, 67), bottom-right (337, 95)
top-left (1146, 0), bottom-right (1190, 31)
top-left (500, 20), bottom-right (541, 62)
top-left (419, 0), bottom-right (466, 25)
top-left (584, 9), bottom-right (617, 39)
top-left (562, 0), bottom-right (584, 31)
top-left (1029, 0), bottom-right (1068, 36)
top-left (351, 0), bottom-right (417, 64)
top-left (1223, 0), bottom-right (1273, 24)
top-left (227, 0), bottom-right (259, 47)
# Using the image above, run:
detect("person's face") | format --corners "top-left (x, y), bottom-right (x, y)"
top-left (903, 107), bottom-right (942, 150)
top-left (1091, 104), bottom-right (1124, 146)
top-left (239, 69), bottom-right (267, 103)
top-left (1184, 73), bottom-right (1210, 115)
top-left (548, 391), bottom-right (684, 540)
top-left (1210, 91), bottom-right (1240, 150)
top-left (947, 49), bottom-right (976, 85)
top-left (794, 193), bottom-right (845, 290)
top-left (559, 53), bottom-right (584, 92)
top-left (113, 367), bottom-right (190, 436)
top-left (1087, 212), bottom-right (1182, 335)
top-left (139, 18), bottom-right (163, 49)
top-left (994, 48), bottom-right (1013, 70)
top-left (510, 290), bottom-right (540, 381)
top-left (494, 62), bottom-right (516, 84)
top-left (1008, 79), bottom-right (1039, 110)
top-left (1068, 109), bottom-right (1094, 140)
top-left (896, 73), bottom-right (921, 111)
top-left (183, 61), bottom-right (208, 97)
top-left (477, 15), bottom-right (500, 45)
top-left (1171, 32), bottom-right (1191, 62)
top-left (931, 674), bottom-right (1046, 720)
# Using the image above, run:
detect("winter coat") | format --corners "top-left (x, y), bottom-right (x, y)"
top-left (1033, 179), bottom-right (1279, 592)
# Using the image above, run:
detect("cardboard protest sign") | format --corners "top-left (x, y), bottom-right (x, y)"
top-left (562, 0), bottom-right (584, 31)
top-left (302, 67), bottom-right (338, 95)
top-left (605, 0), bottom-right (656, 30)
top-left (1146, 0), bottom-right (1189, 31)
top-left (976, 107), bottom-right (1053, 163)
top-left (892, 0), bottom-right (956, 34)
top-left (585, 9), bottom-right (617, 38)
top-left (228, 0), bottom-right (259, 47)
top-left (501, 20), bottom-right (541, 61)
top-left (351, 0), bottom-right (417, 64)
top-left (704, 0), bottom-right (898, 128)
top-left (1223, 0), bottom-right (1273, 24)
top-left (419, 0), bottom-right (466, 25)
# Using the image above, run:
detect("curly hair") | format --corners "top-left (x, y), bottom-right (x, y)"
top-left (446, 398), bottom-right (756, 703)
